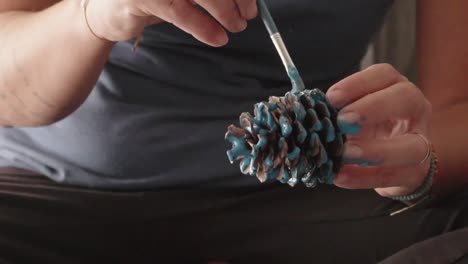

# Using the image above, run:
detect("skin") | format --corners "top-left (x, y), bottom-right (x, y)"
top-left (0, 0), bottom-right (466, 198)
top-left (327, 0), bottom-right (468, 198)
top-left (328, 64), bottom-right (432, 197)
top-left (0, 0), bottom-right (257, 126)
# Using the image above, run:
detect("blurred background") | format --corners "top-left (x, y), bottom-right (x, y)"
top-left (361, 0), bottom-right (417, 81)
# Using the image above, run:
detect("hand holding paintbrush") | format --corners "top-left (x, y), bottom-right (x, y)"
top-left (80, 0), bottom-right (256, 48)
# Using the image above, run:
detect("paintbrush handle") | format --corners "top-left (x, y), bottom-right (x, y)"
top-left (257, 0), bottom-right (279, 35)
top-left (257, 0), bottom-right (305, 93)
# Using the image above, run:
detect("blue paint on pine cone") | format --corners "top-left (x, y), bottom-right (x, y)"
top-left (225, 89), bottom-right (346, 187)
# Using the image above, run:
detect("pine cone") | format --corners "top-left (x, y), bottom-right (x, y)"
top-left (225, 89), bottom-right (345, 188)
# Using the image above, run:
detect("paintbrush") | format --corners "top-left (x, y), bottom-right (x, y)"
top-left (257, 0), bottom-right (305, 94)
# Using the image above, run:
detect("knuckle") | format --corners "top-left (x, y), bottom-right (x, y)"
top-left (400, 82), bottom-right (421, 101)
top-left (402, 82), bottom-right (430, 115)
top-left (167, 0), bottom-right (176, 10)
top-left (374, 63), bottom-right (400, 80)
top-left (241, 0), bottom-right (258, 19)
top-left (383, 66), bottom-right (399, 79)
top-left (212, 4), bottom-right (245, 32)
top-left (217, 8), bottom-right (233, 21)
top-left (165, 0), bottom-right (176, 16)
top-left (406, 83), bottom-right (421, 98)
top-left (167, 0), bottom-right (190, 19)
top-left (394, 82), bottom-right (416, 101)
top-left (378, 63), bottom-right (396, 72)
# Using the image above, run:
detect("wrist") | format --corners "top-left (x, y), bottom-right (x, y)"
top-left (389, 146), bottom-right (439, 216)
top-left (80, 0), bottom-right (108, 43)
top-left (68, 0), bottom-right (113, 48)
top-left (78, 0), bottom-right (145, 52)
top-left (391, 145), bottom-right (438, 204)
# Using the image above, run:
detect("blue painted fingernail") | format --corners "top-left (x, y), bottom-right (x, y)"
top-left (337, 112), bottom-right (362, 135)
top-left (358, 161), bottom-right (381, 167)
top-left (359, 161), bottom-right (370, 167)
top-left (338, 120), bottom-right (362, 135)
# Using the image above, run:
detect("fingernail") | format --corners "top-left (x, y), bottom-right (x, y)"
top-left (338, 111), bottom-right (360, 123)
top-left (337, 112), bottom-right (362, 135)
top-left (358, 161), bottom-right (370, 167)
top-left (236, 19), bottom-right (247, 32)
top-left (327, 89), bottom-right (346, 108)
top-left (216, 33), bottom-right (229, 46)
top-left (357, 161), bottom-right (381, 167)
top-left (343, 144), bottom-right (363, 160)
top-left (247, 5), bottom-right (258, 20)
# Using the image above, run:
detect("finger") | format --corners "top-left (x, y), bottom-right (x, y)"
top-left (145, 16), bottom-right (163, 26)
top-left (337, 81), bottom-right (431, 128)
top-left (333, 164), bottom-right (428, 190)
top-left (235, 0), bottom-right (258, 20)
top-left (195, 0), bottom-right (248, 32)
top-left (146, 1), bottom-right (228, 47)
top-left (342, 134), bottom-right (431, 167)
top-left (342, 120), bottom-right (396, 140)
top-left (327, 63), bottom-right (407, 109)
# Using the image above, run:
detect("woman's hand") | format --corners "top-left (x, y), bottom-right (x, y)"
top-left (85, 0), bottom-right (258, 46)
top-left (326, 64), bottom-right (433, 198)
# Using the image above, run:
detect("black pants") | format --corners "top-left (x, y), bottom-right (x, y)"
top-left (1, 168), bottom-right (468, 264)
top-left (381, 227), bottom-right (468, 264)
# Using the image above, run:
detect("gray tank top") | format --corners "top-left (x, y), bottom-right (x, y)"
top-left (0, 0), bottom-right (393, 189)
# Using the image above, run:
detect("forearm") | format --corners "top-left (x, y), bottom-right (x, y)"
top-left (0, 0), bottom-right (113, 127)
top-left (417, 0), bottom-right (468, 198)
top-left (431, 103), bottom-right (468, 197)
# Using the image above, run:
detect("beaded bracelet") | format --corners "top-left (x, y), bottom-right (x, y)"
top-left (391, 145), bottom-right (439, 203)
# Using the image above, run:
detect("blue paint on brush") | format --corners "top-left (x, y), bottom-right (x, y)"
top-left (292, 98), bottom-right (306, 123)
top-left (288, 66), bottom-right (306, 94)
